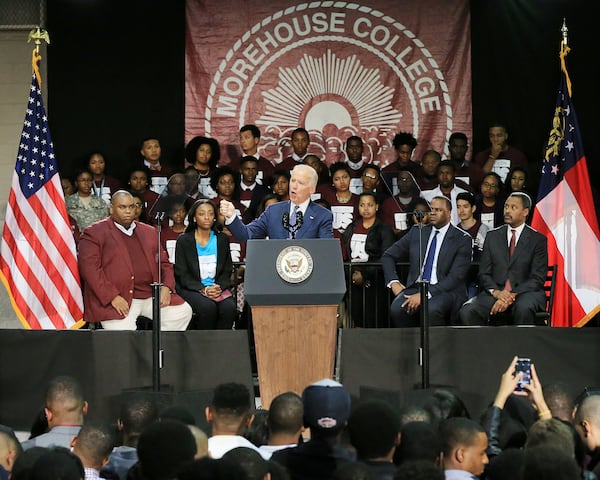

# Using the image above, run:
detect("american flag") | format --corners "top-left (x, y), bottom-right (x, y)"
top-left (0, 52), bottom-right (84, 329)
top-left (531, 44), bottom-right (600, 327)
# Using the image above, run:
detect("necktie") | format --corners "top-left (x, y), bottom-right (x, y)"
top-left (504, 229), bottom-right (517, 291)
top-left (289, 205), bottom-right (299, 238)
top-left (422, 230), bottom-right (439, 282)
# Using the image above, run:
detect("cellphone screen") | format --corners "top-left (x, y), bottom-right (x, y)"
top-left (515, 358), bottom-right (531, 391)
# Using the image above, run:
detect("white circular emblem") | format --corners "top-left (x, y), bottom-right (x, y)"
top-left (276, 246), bottom-right (314, 284)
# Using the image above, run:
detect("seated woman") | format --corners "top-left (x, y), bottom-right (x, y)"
top-left (341, 191), bottom-right (395, 328)
top-left (174, 200), bottom-right (237, 330)
top-left (66, 169), bottom-right (109, 232)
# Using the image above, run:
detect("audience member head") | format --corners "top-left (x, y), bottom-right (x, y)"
top-left (394, 421), bottom-right (441, 466)
top-left (290, 164), bottom-right (318, 204)
top-left (140, 137), bottom-right (161, 166)
top-left (507, 165), bottom-right (528, 193)
top-left (396, 171), bottom-right (419, 198)
top-left (303, 155), bottom-right (328, 183)
top-left (244, 409), bottom-right (269, 447)
top-left (240, 125), bottom-right (261, 155)
top-left (206, 383), bottom-right (253, 436)
top-left (137, 419), bottom-right (196, 480)
top-left (30, 447), bottom-right (84, 480)
top-left (302, 379), bottom-right (351, 439)
top-left (87, 152), bottom-right (107, 179)
top-left (118, 395), bottom-right (158, 448)
top-left (211, 166), bottom-right (238, 200)
top-left (267, 392), bottom-right (304, 444)
top-left (184, 165), bottom-right (200, 194)
top-left (398, 405), bottom-right (432, 426)
top-left (256, 193), bottom-right (280, 217)
top-left (543, 383), bottom-right (574, 422)
top-left (10, 446), bottom-right (47, 480)
top-left (573, 394), bottom-right (600, 453)
top-left (392, 132), bottom-right (417, 166)
top-left (455, 192), bottom-right (477, 224)
top-left (345, 136), bottom-right (364, 164)
top-left (222, 447), bottom-right (270, 480)
top-left (360, 165), bottom-right (381, 192)
top-left (420, 150), bottom-right (442, 177)
top-left (428, 197), bottom-right (452, 230)
top-left (291, 128), bottom-right (310, 158)
top-left (128, 168), bottom-right (151, 194)
top-left (330, 162), bottom-right (352, 194)
top-left (185, 136), bottom-right (220, 171)
top-left (485, 448), bottom-right (524, 480)
top-left (488, 122), bottom-right (509, 149)
top-left (71, 422), bottom-right (115, 471)
top-left (448, 132), bottom-right (469, 165)
top-left (61, 176), bottom-right (75, 197)
top-left (271, 170), bottom-right (290, 200)
top-left (44, 376), bottom-right (87, 428)
top-left (73, 169), bottom-right (94, 197)
top-left (240, 156), bottom-right (259, 186)
top-left (348, 400), bottom-right (400, 461)
top-left (185, 199), bottom-right (220, 234)
top-left (436, 160), bottom-right (456, 191)
top-left (110, 191), bottom-right (136, 229)
top-left (504, 192), bottom-right (532, 228)
top-left (480, 172), bottom-right (503, 201)
top-left (0, 425), bottom-right (22, 474)
top-left (394, 460), bottom-right (444, 480)
top-left (424, 389), bottom-right (470, 428)
top-left (521, 445), bottom-right (580, 480)
top-left (524, 418), bottom-right (575, 456)
top-left (440, 417), bottom-right (488, 477)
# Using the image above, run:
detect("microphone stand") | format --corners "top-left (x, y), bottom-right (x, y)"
top-left (152, 211), bottom-right (165, 392)
top-left (413, 211), bottom-right (430, 389)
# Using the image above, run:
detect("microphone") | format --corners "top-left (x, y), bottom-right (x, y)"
top-left (154, 211), bottom-right (165, 222)
top-left (407, 210), bottom-right (426, 220)
top-left (282, 212), bottom-right (290, 231)
top-left (296, 211), bottom-right (304, 228)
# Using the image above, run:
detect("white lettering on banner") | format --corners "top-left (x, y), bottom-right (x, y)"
top-left (205, 2), bottom-right (455, 165)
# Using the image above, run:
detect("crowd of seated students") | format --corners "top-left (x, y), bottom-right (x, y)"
top-left (63, 125), bottom-right (550, 330)
top-left (4, 362), bottom-right (600, 480)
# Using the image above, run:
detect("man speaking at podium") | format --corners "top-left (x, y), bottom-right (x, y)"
top-left (220, 164), bottom-right (333, 240)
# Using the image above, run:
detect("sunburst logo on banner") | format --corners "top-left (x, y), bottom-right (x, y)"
top-left (257, 50), bottom-right (402, 132)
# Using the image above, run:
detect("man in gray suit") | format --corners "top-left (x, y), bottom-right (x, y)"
top-left (459, 192), bottom-right (548, 325)
top-left (382, 196), bottom-right (472, 327)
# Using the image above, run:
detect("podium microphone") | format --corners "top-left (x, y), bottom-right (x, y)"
top-left (296, 211), bottom-right (304, 228)
top-left (282, 212), bottom-right (290, 232)
top-left (154, 211), bottom-right (165, 223)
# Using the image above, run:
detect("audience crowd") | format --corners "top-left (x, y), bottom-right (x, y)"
top-left (2, 360), bottom-right (598, 480)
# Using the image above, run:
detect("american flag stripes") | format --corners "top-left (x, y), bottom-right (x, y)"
top-left (0, 51), bottom-right (84, 329)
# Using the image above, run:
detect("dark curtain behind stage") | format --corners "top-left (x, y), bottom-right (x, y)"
top-left (46, 0), bottom-right (599, 203)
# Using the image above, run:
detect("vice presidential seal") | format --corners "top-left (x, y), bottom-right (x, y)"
top-left (276, 245), bottom-right (314, 284)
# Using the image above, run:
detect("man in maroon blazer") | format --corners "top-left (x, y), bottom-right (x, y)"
top-left (79, 191), bottom-right (192, 330)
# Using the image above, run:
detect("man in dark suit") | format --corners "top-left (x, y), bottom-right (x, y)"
top-left (79, 191), bottom-right (192, 330)
top-left (459, 192), bottom-right (548, 325)
top-left (220, 164), bottom-right (333, 240)
top-left (381, 196), bottom-right (472, 327)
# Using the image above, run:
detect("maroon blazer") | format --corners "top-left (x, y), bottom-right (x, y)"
top-left (78, 218), bottom-right (184, 323)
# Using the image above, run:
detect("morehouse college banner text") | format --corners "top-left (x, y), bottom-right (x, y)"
top-left (185, 1), bottom-right (471, 167)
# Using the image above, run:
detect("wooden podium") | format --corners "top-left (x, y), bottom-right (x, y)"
top-left (244, 239), bottom-right (345, 408)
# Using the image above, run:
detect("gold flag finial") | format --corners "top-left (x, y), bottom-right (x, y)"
top-left (27, 27), bottom-right (51, 53)
top-left (561, 18), bottom-right (568, 47)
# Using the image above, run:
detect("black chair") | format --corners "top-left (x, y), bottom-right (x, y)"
top-left (535, 264), bottom-right (558, 326)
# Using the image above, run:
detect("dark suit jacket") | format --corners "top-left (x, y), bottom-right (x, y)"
top-left (227, 200), bottom-right (333, 240)
top-left (478, 224), bottom-right (548, 295)
top-left (174, 231), bottom-right (233, 292)
top-left (78, 219), bottom-right (184, 323)
top-left (381, 223), bottom-right (472, 298)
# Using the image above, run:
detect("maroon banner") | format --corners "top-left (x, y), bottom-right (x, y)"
top-left (185, 0), bottom-right (471, 167)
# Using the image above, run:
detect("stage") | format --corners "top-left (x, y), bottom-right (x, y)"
top-left (1, 327), bottom-right (598, 432)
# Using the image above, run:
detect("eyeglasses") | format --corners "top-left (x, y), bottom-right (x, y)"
top-left (482, 182), bottom-right (499, 189)
top-left (133, 203), bottom-right (143, 208)
top-left (362, 173), bottom-right (378, 179)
